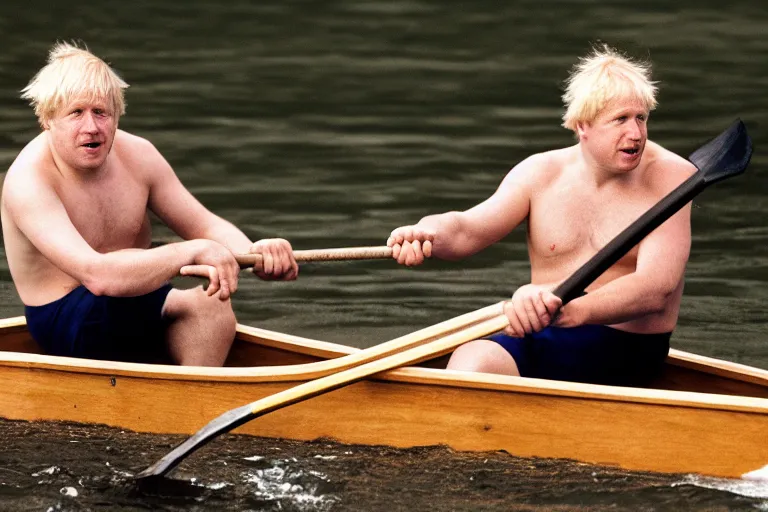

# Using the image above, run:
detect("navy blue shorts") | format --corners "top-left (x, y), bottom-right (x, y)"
top-left (25, 284), bottom-right (173, 364)
top-left (488, 324), bottom-right (671, 386)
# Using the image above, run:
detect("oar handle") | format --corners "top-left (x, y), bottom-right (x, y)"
top-left (235, 246), bottom-right (393, 269)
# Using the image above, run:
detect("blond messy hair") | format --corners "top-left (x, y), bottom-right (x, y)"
top-left (561, 44), bottom-right (657, 132)
top-left (21, 41), bottom-right (129, 128)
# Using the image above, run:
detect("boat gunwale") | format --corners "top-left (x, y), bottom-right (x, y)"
top-left (1, 318), bottom-right (768, 416)
top-left (666, 347), bottom-right (768, 386)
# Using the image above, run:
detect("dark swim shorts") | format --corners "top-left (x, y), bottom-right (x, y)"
top-left (488, 324), bottom-right (671, 386)
top-left (25, 284), bottom-right (173, 364)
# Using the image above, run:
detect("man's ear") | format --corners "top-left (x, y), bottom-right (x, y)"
top-left (576, 120), bottom-right (589, 140)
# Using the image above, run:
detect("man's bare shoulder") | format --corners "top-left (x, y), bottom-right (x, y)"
top-left (3, 134), bottom-right (55, 204)
top-left (643, 140), bottom-right (697, 193)
top-left (113, 129), bottom-right (161, 161)
top-left (502, 146), bottom-right (577, 189)
top-left (112, 129), bottom-right (172, 181)
top-left (7, 132), bottom-right (48, 172)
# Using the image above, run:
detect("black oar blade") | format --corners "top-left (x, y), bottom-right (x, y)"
top-left (689, 118), bottom-right (753, 183)
top-left (136, 403), bottom-right (255, 480)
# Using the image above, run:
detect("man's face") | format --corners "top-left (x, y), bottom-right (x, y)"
top-left (577, 97), bottom-right (649, 174)
top-left (46, 96), bottom-right (118, 172)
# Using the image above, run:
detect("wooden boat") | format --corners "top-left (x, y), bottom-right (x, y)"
top-left (1, 315), bottom-right (767, 480)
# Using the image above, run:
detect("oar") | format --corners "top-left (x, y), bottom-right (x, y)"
top-left (137, 119), bottom-right (752, 480)
top-left (235, 246), bottom-right (393, 270)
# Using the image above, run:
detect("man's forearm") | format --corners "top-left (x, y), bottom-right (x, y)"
top-left (83, 242), bottom-right (201, 297)
top-left (195, 217), bottom-right (253, 254)
top-left (559, 273), bottom-right (674, 327)
top-left (418, 212), bottom-right (478, 261)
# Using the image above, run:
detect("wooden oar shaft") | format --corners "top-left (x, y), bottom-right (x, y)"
top-left (137, 313), bottom-right (509, 479)
top-left (251, 314), bottom-right (509, 414)
top-left (333, 301), bottom-right (504, 363)
top-left (240, 302), bottom-right (505, 382)
top-left (236, 246), bottom-right (393, 269)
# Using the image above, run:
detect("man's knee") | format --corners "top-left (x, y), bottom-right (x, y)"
top-left (447, 339), bottom-right (520, 376)
top-left (192, 290), bottom-right (236, 338)
top-left (165, 287), bottom-right (235, 323)
top-left (163, 287), bottom-right (237, 366)
top-left (204, 292), bottom-right (236, 329)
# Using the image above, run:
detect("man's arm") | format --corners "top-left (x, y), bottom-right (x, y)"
top-left (139, 138), bottom-right (252, 254)
top-left (556, 201), bottom-right (692, 327)
top-left (387, 155), bottom-right (541, 265)
top-left (498, 154), bottom-right (696, 338)
top-left (139, 137), bottom-right (298, 280)
top-left (554, 154), bottom-right (696, 328)
top-left (500, 195), bottom-right (692, 337)
top-left (4, 173), bottom-right (238, 298)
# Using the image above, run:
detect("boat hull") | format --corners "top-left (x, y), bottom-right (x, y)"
top-left (1, 317), bottom-right (767, 479)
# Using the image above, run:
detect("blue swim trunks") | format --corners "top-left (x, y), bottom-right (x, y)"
top-left (25, 284), bottom-right (173, 364)
top-left (488, 324), bottom-right (671, 386)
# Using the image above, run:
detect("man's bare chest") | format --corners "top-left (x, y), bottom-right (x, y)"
top-left (528, 185), bottom-right (656, 262)
top-left (58, 181), bottom-right (151, 252)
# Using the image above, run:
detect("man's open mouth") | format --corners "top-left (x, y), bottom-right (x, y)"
top-left (82, 142), bottom-right (101, 148)
top-left (621, 148), bottom-right (639, 155)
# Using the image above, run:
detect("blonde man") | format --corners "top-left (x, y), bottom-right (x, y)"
top-left (1, 42), bottom-right (299, 366)
top-left (386, 45), bottom-right (696, 385)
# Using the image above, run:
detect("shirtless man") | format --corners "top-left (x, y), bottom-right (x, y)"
top-left (1, 42), bottom-right (298, 366)
top-left (386, 45), bottom-right (696, 386)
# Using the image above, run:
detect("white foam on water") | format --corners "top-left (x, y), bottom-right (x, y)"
top-left (744, 465), bottom-right (768, 481)
top-left (675, 474), bottom-right (768, 503)
top-left (59, 486), bottom-right (78, 497)
top-left (244, 455), bottom-right (265, 461)
top-left (242, 461), bottom-right (338, 512)
top-left (31, 466), bottom-right (60, 477)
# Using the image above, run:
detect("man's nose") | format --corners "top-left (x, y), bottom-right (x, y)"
top-left (627, 120), bottom-right (642, 140)
top-left (81, 112), bottom-right (98, 132)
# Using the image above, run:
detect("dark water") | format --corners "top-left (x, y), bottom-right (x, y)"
top-left (6, 419), bottom-right (768, 512)
top-left (1, 0), bottom-right (768, 509)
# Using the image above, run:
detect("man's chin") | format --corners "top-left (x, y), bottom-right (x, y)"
top-left (621, 161), bottom-right (641, 172)
top-left (614, 153), bottom-right (643, 172)
top-left (74, 157), bottom-right (107, 172)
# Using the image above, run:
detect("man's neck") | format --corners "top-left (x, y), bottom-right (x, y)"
top-left (576, 144), bottom-right (637, 190)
